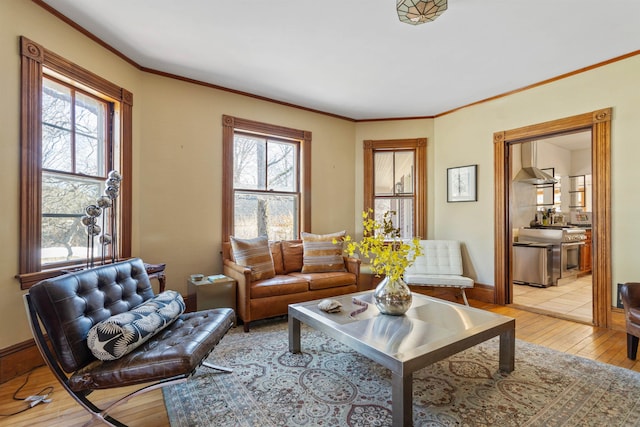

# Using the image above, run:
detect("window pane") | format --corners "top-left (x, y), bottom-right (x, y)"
top-left (75, 92), bottom-right (106, 176)
top-left (41, 173), bottom-right (106, 264)
top-left (234, 192), bottom-right (298, 240)
top-left (374, 198), bottom-right (414, 239)
top-left (234, 134), bottom-right (266, 190)
top-left (267, 141), bottom-right (296, 192)
top-left (374, 151), bottom-right (394, 195)
top-left (394, 151), bottom-right (414, 194)
top-left (42, 79), bottom-right (72, 171)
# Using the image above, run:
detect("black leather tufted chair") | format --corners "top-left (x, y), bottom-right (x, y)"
top-left (620, 282), bottom-right (640, 360)
top-left (25, 258), bottom-right (235, 427)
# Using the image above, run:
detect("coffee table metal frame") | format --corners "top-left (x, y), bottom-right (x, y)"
top-left (288, 291), bottom-right (515, 427)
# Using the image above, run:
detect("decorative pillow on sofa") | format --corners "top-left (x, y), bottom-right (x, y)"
top-left (301, 231), bottom-right (347, 273)
top-left (230, 235), bottom-right (276, 281)
top-left (87, 290), bottom-right (185, 361)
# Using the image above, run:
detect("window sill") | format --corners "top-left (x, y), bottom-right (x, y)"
top-left (16, 259), bottom-right (130, 290)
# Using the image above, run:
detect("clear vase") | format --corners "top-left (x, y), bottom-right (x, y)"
top-left (373, 276), bottom-right (412, 315)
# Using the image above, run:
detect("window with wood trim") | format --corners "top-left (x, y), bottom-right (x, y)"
top-left (18, 37), bottom-right (132, 289)
top-left (222, 115), bottom-right (311, 241)
top-left (363, 138), bottom-right (427, 238)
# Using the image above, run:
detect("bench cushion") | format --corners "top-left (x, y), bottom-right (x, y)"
top-left (404, 273), bottom-right (474, 288)
top-left (87, 290), bottom-right (185, 361)
top-left (68, 308), bottom-right (234, 392)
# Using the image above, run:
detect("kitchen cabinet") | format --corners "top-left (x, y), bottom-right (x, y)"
top-left (579, 228), bottom-right (592, 275)
top-left (569, 175), bottom-right (586, 208)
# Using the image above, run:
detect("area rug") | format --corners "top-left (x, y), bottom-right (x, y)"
top-left (163, 320), bottom-right (640, 426)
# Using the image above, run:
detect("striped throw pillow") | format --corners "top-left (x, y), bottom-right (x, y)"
top-left (230, 236), bottom-right (276, 281)
top-left (301, 231), bottom-right (346, 273)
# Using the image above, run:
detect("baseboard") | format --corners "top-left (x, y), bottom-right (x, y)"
top-left (0, 339), bottom-right (44, 384)
top-left (409, 282), bottom-right (494, 304)
top-left (467, 283), bottom-right (495, 303)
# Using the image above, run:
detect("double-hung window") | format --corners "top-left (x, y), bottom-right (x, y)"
top-left (18, 37), bottom-right (133, 288)
top-left (222, 116), bottom-right (311, 241)
top-left (363, 138), bottom-right (427, 239)
top-left (41, 76), bottom-right (113, 265)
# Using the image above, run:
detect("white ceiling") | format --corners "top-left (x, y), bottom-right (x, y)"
top-left (540, 130), bottom-right (592, 152)
top-left (41, 0), bottom-right (640, 120)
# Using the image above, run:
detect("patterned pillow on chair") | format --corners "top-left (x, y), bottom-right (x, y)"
top-left (87, 290), bottom-right (185, 361)
top-left (301, 231), bottom-right (347, 273)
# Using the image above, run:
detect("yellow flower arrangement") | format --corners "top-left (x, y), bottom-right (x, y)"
top-left (338, 209), bottom-right (423, 282)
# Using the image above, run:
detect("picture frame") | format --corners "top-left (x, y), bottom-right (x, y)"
top-left (447, 164), bottom-right (477, 202)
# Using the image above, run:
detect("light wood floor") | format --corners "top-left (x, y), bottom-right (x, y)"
top-left (1, 300), bottom-right (638, 427)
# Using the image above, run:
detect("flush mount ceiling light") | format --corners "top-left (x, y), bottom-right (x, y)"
top-left (397, 0), bottom-right (448, 25)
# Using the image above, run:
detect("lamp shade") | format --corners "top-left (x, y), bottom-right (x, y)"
top-left (397, 0), bottom-right (448, 25)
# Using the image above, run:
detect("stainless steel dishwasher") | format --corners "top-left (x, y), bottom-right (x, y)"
top-left (513, 242), bottom-right (554, 287)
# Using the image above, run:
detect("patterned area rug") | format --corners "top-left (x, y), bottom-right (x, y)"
top-left (163, 320), bottom-right (640, 426)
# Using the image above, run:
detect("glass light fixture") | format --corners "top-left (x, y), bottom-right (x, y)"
top-left (397, 0), bottom-right (448, 25)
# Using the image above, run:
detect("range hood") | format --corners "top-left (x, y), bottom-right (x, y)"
top-left (513, 141), bottom-right (557, 185)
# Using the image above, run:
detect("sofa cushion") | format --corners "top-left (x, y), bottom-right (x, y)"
top-left (282, 240), bottom-right (304, 273)
top-left (290, 271), bottom-right (356, 291)
top-left (270, 241), bottom-right (285, 275)
top-left (250, 275), bottom-right (310, 299)
top-left (300, 231), bottom-right (347, 273)
top-left (87, 290), bottom-right (185, 361)
top-left (230, 236), bottom-right (276, 281)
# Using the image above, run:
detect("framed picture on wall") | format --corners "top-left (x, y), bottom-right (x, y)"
top-left (447, 164), bottom-right (477, 202)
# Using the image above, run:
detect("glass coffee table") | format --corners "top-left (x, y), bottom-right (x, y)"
top-left (288, 291), bottom-right (515, 427)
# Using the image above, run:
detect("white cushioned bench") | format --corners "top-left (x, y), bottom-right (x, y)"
top-left (403, 240), bottom-right (474, 305)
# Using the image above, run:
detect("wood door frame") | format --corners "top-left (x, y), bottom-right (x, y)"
top-left (494, 108), bottom-right (612, 327)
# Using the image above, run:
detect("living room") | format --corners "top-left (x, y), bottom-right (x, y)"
top-left (2, 1), bottom-right (640, 424)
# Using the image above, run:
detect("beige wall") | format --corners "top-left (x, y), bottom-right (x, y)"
top-left (2, 0), bottom-right (639, 351)
top-left (138, 74), bottom-right (356, 295)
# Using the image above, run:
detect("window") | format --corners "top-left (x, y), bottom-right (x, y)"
top-left (19, 37), bottom-right (132, 289)
top-left (222, 115), bottom-right (311, 241)
top-left (363, 138), bottom-right (427, 239)
top-left (41, 77), bottom-right (113, 264)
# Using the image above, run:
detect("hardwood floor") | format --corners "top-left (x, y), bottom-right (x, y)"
top-left (1, 300), bottom-right (638, 427)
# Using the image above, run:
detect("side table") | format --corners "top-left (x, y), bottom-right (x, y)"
top-left (358, 264), bottom-right (384, 291)
top-left (187, 275), bottom-right (237, 315)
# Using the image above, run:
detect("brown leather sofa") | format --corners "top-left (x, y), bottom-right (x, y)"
top-left (25, 258), bottom-right (235, 426)
top-left (223, 240), bottom-right (360, 331)
top-left (620, 282), bottom-right (640, 359)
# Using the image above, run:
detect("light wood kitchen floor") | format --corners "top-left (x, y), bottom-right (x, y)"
top-left (512, 274), bottom-right (592, 323)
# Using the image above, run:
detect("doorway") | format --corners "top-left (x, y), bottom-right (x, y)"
top-left (510, 132), bottom-right (593, 323)
top-left (493, 108), bottom-right (612, 328)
